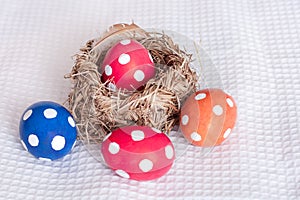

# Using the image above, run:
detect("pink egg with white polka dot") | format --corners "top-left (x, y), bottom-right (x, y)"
top-left (100, 39), bottom-right (156, 91)
top-left (101, 126), bottom-right (175, 181)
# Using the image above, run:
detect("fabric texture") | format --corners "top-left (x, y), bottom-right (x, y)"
top-left (0, 0), bottom-right (299, 199)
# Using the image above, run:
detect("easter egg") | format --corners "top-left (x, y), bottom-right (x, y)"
top-left (19, 101), bottom-right (77, 161)
top-left (100, 39), bottom-right (156, 91)
top-left (101, 126), bottom-right (175, 181)
top-left (180, 89), bottom-right (237, 147)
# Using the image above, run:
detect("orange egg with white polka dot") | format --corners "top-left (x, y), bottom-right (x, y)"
top-left (180, 89), bottom-right (237, 147)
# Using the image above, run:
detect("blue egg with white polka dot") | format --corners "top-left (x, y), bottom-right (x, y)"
top-left (19, 101), bottom-right (77, 161)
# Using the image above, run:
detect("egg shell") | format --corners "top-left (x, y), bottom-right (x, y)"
top-left (100, 39), bottom-right (155, 90)
top-left (101, 126), bottom-right (175, 181)
top-left (19, 101), bottom-right (77, 161)
top-left (180, 89), bottom-right (237, 147)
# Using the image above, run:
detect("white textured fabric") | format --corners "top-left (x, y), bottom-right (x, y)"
top-left (0, 0), bottom-right (299, 199)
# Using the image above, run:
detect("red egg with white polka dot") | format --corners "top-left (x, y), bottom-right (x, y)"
top-left (101, 126), bottom-right (175, 181)
top-left (180, 89), bottom-right (237, 147)
top-left (100, 39), bottom-right (156, 91)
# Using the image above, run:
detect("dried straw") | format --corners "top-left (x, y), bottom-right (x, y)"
top-left (65, 23), bottom-right (199, 143)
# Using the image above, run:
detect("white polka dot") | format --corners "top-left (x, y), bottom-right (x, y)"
top-left (44, 108), bottom-right (57, 119)
top-left (191, 132), bottom-right (202, 141)
top-left (118, 53), bottom-right (130, 65)
top-left (165, 145), bottom-right (174, 159)
top-left (103, 132), bottom-right (112, 142)
top-left (28, 134), bottom-right (39, 147)
top-left (120, 39), bottom-right (131, 45)
top-left (195, 93), bottom-right (206, 100)
top-left (181, 115), bottom-right (189, 125)
top-left (148, 52), bottom-right (154, 63)
top-left (108, 82), bottom-right (116, 91)
top-left (139, 159), bottom-right (153, 172)
top-left (133, 70), bottom-right (145, 82)
top-left (223, 128), bottom-right (232, 139)
top-left (131, 130), bottom-right (145, 141)
top-left (20, 140), bottom-right (28, 151)
top-left (115, 169), bottom-right (130, 179)
top-left (68, 116), bottom-right (76, 127)
top-left (104, 65), bottom-right (112, 76)
top-left (108, 142), bottom-right (120, 154)
top-left (226, 98), bottom-right (234, 108)
top-left (151, 127), bottom-right (161, 134)
top-left (23, 109), bottom-right (32, 121)
top-left (51, 135), bottom-right (66, 151)
top-left (213, 105), bottom-right (223, 116)
top-left (39, 157), bottom-right (52, 162)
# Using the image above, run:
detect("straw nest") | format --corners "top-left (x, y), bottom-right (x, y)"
top-left (65, 23), bottom-right (199, 143)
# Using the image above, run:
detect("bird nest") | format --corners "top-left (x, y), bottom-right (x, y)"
top-left (66, 23), bottom-right (199, 144)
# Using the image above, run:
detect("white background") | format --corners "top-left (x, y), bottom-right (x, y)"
top-left (0, 0), bottom-right (299, 199)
